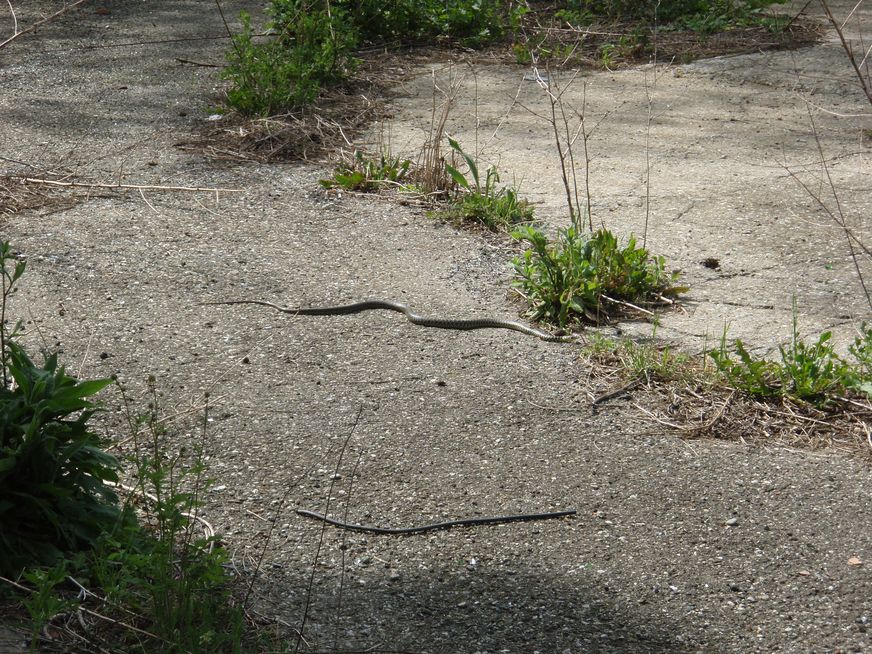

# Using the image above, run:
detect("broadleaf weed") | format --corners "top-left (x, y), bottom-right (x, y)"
top-left (321, 150), bottom-right (412, 192)
top-left (511, 226), bottom-right (684, 326)
top-left (443, 139), bottom-right (534, 230)
top-left (709, 309), bottom-right (872, 406)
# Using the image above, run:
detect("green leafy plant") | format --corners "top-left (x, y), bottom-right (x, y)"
top-left (82, 381), bottom-right (245, 652)
top-left (511, 226), bottom-right (685, 326)
top-left (223, 6), bottom-right (358, 116)
top-left (709, 309), bottom-right (872, 406)
top-left (709, 328), bottom-right (780, 399)
top-left (0, 342), bottom-right (120, 574)
top-left (224, 0), bottom-right (522, 115)
top-left (0, 243), bottom-right (122, 575)
top-left (444, 137), bottom-right (534, 230)
top-left (777, 315), bottom-right (847, 402)
top-left (320, 149), bottom-right (412, 192)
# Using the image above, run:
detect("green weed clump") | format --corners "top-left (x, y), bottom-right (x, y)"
top-left (320, 149), bottom-right (412, 192)
top-left (223, 6), bottom-right (357, 116)
top-left (557, 0), bottom-right (782, 28)
top-left (0, 243), bottom-right (124, 576)
top-left (224, 0), bottom-right (523, 115)
top-left (511, 226), bottom-right (685, 326)
top-left (445, 137), bottom-right (534, 230)
top-left (709, 312), bottom-right (872, 406)
top-left (0, 241), bottom-right (247, 652)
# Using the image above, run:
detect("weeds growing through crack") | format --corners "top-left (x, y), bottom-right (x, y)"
top-left (320, 149), bottom-right (412, 192)
top-left (511, 226), bottom-right (686, 327)
top-left (709, 302), bottom-right (872, 406)
top-left (443, 137), bottom-right (534, 230)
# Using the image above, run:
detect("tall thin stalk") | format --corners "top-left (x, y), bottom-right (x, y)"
top-left (785, 103), bottom-right (872, 313)
top-left (820, 0), bottom-right (872, 108)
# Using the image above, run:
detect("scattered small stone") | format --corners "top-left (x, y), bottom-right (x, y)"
top-left (725, 517), bottom-right (739, 527)
top-left (849, 556), bottom-right (863, 567)
top-left (389, 570), bottom-right (402, 582)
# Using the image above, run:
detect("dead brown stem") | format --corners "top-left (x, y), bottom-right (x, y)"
top-left (0, 0), bottom-right (88, 50)
top-left (819, 0), bottom-right (872, 107)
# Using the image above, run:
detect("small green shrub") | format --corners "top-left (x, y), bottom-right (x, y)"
top-left (444, 137), bottom-right (534, 230)
top-left (320, 149), bottom-right (412, 192)
top-left (223, 7), bottom-right (357, 116)
top-left (511, 226), bottom-right (685, 326)
top-left (224, 0), bottom-right (523, 115)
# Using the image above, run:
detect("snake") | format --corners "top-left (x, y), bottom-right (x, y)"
top-left (295, 508), bottom-right (577, 535)
top-left (202, 299), bottom-right (573, 342)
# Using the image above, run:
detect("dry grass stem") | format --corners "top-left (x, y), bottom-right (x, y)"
top-left (0, 0), bottom-right (88, 50)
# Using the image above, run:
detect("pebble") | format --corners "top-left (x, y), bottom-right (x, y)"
top-left (725, 517), bottom-right (739, 527)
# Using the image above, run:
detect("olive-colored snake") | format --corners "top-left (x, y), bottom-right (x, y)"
top-left (202, 299), bottom-right (573, 342)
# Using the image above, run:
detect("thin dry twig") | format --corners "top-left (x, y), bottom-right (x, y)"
top-left (4, 0), bottom-right (16, 37)
top-left (295, 405), bottom-right (365, 654)
top-left (601, 294), bottom-right (656, 317)
top-left (22, 177), bottom-right (242, 194)
top-left (0, 0), bottom-right (87, 50)
top-left (784, 100), bottom-right (872, 312)
top-left (819, 0), bottom-right (872, 107)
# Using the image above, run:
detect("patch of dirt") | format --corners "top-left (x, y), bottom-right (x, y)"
top-left (1, 1), bottom-right (872, 653)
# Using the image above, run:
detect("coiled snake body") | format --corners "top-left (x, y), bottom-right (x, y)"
top-left (203, 299), bottom-right (572, 342)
